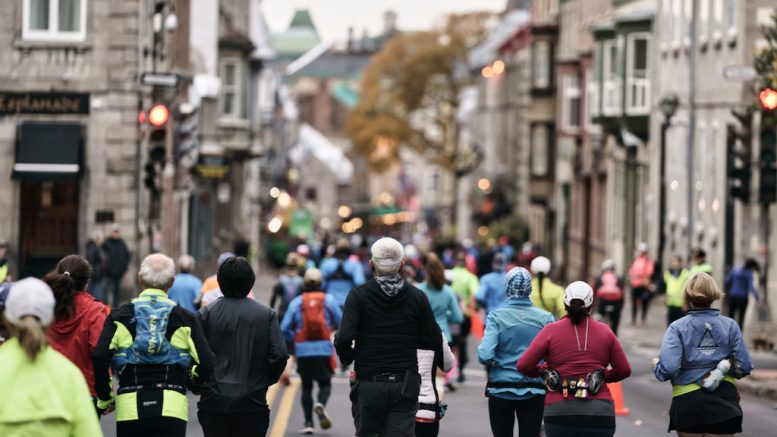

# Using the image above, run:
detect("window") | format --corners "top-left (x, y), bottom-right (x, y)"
top-left (562, 74), bottom-right (581, 130)
top-left (586, 67), bottom-right (600, 121)
top-left (532, 41), bottom-right (551, 89)
top-left (726, 0), bottom-right (738, 39)
top-left (626, 33), bottom-right (650, 114)
top-left (531, 124), bottom-right (550, 177)
top-left (220, 58), bottom-right (243, 118)
top-left (713, 0), bottom-right (724, 41)
top-left (672, 0), bottom-right (682, 47)
top-left (662, 0), bottom-right (671, 48)
top-left (699, 0), bottom-right (709, 43)
top-left (602, 40), bottom-right (621, 116)
top-left (23, 0), bottom-right (86, 41)
top-left (683, 0), bottom-right (692, 47)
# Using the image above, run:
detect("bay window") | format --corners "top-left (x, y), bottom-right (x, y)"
top-left (626, 33), bottom-right (650, 114)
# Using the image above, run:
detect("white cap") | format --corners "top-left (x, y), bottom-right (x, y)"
top-left (637, 242), bottom-right (648, 253)
top-left (564, 281), bottom-right (594, 308)
top-left (5, 278), bottom-right (56, 327)
top-left (601, 259), bottom-right (616, 271)
top-left (371, 237), bottom-right (404, 266)
top-left (530, 256), bottom-right (551, 275)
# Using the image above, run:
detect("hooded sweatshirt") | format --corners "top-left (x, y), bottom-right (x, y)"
top-left (47, 291), bottom-right (107, 396)
top-left (335, 278), bottom-right (443, 379)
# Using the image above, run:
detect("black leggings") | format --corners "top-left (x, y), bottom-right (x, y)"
top-left (631, 287), bottom-right (651, 323)
top-left (415, 421), bottom-right (440, 437)
top-left (597, 300), bottom-right (623, 336)
top-left (488, 395), bottom-right (545, 437)
top-left (727, 296), bottom-right (749, 330)
top-left (117, 417), bottom-right (187, 437)
top-left (301, 377), bottom-right (332, 423)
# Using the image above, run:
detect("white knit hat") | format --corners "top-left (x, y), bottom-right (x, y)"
top-left (5, 278), bottom-right (56, 327)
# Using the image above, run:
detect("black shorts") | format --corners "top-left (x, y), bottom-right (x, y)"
top-left (296, 356), bottom-right (334, 381)
top-left (669, 381), bottom-right (743, 433)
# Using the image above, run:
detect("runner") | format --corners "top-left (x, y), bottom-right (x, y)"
top-left (0, 278), bottom-right (101, 435)
top-left (478, 267), bottom-right (554, 437)
top-left (593, 259), bottom-right (625, 335)
top-left (449, 250), bottom-right (480, 383)
top-left (529, 256), bottom-right (565, 319)
top-left (476, 254), bottom-right (508, 317)
top-left (281, 268), bottom-right (342, 435)
top-left (652, 272), bottom-right (753, 436)
top-left (320, 239), bottom-right (365, 310)
top-left (518, 281), bottom-right (632, 437)
top-left (43, 254), bottom-right (108, 402)
top-left (628, 243), bottom-right (655, 326)
top-left (663, 255), bottom-right (690, 326)
top-left (416, 335), bottom-right (455, 437)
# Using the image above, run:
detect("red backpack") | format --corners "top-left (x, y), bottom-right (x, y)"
top-left (295, 292), bottom-right (331, 342)
top-left (597, 271), bottom-right (623, 301)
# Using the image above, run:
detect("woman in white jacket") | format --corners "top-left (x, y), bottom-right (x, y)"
top-left (416, 335), bottom-right (456, 437)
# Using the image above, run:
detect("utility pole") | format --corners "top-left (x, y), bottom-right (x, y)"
top-left (686, 0), bottom-right (697, 261)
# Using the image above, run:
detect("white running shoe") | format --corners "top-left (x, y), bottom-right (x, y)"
top-left (314, 402), bottom-right (332, 430)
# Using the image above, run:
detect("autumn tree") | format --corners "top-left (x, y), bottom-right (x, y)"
top-left (346, 12), bottom-right (494, 172)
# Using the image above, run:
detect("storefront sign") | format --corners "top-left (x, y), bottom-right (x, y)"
top-left (195, 155), bottom-right (229, 179)
top-left (0, 92), bottom-right (90, 115)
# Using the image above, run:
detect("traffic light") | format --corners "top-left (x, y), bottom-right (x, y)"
top-left (759, 125), bottom-right (777, 204)
top-left (726, 109), bottom-right (753, 202)
top-left (759, 88), bottom-right (777, 111)
top-left (174, 103), bottom-right (198, 164)
top-left (144, 103), bottom-right (169, 193)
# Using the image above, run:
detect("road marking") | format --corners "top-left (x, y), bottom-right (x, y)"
top-left (266, 383), bottom-right (279, 408)
top-left (269, 378), bottom-right (300, 437)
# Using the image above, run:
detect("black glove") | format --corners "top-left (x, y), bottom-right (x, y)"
top-left (728, 356), bottom-right (745, 379)
top-left (540, 369), bottom-right (561, 392)
top-left (586, 368), bottom-right (606, 394)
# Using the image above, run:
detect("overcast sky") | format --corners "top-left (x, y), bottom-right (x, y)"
top-left (262, 0), bottom-right (507, 42)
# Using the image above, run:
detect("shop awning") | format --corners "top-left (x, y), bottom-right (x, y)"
top-left (14, 122), bottom-right (83, 180)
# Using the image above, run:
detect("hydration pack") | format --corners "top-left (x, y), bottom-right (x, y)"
top-left (295, 292), bottom-right (330, 342)
top-left (598, 271), bottom-right (623, 301)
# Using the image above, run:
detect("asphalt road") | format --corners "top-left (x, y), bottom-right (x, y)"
top-left (99, 274), bottom-right (777, 436)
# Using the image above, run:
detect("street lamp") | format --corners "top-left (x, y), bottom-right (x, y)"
top-left (658, 93), bottom-right (679, 274)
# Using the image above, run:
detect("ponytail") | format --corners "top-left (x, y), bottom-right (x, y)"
top-left (43, 254), bottom-right (91, 320)
top-left (537, 272), bottom-right (546, 308)
top-left (567, 299), bottom-right (589, 325)
top-left (16, 316), bottom-right (47, 360)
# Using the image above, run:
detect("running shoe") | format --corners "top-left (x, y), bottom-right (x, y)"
top-left (314, 402), bottom-right (332, 429)
top-left (299, 422), bottom-right (314, 434)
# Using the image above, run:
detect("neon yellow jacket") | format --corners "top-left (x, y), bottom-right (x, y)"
top-left (530, 278), bottom-right (566, 319)
top-left (664, 269), bottom-right (690, 308)
top-left (0, 338), bottom-right (102, 437)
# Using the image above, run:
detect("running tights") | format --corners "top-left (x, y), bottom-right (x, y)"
top-left (488, 395), bottom-right (545, 437)
top-left (301, 377), bottom-right (332, 423)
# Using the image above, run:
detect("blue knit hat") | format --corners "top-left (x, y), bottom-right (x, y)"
top-left (505, 267), bottom-right (533, 299)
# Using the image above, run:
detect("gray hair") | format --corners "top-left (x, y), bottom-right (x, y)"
top-left (178, 254), bottom-right (195, 273)
top-left (371, 237), bottom-right (404, 276)
top-left (139, 254), bottom-right (176, 289)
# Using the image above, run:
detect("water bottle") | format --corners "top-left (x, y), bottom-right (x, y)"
top-left (701, 359), bottom-right (731, 391)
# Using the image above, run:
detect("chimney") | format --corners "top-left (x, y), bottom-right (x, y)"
top-left (383, 10), bottom-right (397, 35)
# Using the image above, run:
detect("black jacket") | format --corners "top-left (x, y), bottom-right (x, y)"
top-left (334, 278), bottom-right (443, 379)
top-left (197, 297), bottom-right (289, 413)
top-left (102, 237), bottom-right (130, 278)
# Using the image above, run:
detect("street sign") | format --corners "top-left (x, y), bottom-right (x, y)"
top-left (140, 72), bottom-right (180, 87)
top-left (723, 65), bottom-right (758, 82)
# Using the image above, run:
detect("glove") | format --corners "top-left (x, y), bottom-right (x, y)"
top-left (586, 368), bottom-right (606, 394)
top-left (540, 369), bottom-right (561, 392)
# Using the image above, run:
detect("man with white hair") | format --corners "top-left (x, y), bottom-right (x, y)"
top-left (94, 253), bottom-right (215, 437)
top-left (335, 237), bottom-right (443, 437)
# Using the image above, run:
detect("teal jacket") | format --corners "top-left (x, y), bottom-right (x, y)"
top-left (418, 282), bottom-right (463, 343)
top-left (478, 299), bottom-right (554, 400)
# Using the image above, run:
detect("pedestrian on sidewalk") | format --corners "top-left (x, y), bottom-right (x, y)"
top-left (593, 259), bottom-right (625, 336)
top-left (478, 267), bottom-right (554, 437)
top-left (281, 268), bottom-right (342, 435)
top-left (102, 224), bottom-right (131, 308)
top-left (418, 253), bottom-right (463, 391)
top-left (335, 237), bottom-right (444, 437)
top-left (416, 335), bottom-right (455, 437)
top-left (93, 254), bottom-right (215, 437)
top-left (0, 278), bottom-right (102, 436)
top-left (652, 272), bottom-right (753, 436)
top-left (724, 259), bottom-right (761, 330)
top-left (450, 251), bottom-right (479, 383)
top-left (529, 256), bottom-right (565, 319)
top-left (197, 256), bottom-right (289, 437)
top-left (85, 231), bottom-right (107, 302)
top-left (43, 255), bottom-right (108, 403)
top-left (628, 242), bottom-right (655, 326)
top-left (167, 254), bottom-right (202, 313)
top-left (476, 253), bottom-right (508, 317)
top-left (664, 255), bottom-right (690, 326)
top-left (518, 281), bottom-right (632, 437)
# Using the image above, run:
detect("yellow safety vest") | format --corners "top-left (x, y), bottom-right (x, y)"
top-left (664, 269), bottom-right (689, 308)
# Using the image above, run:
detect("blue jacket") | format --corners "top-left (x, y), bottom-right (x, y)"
top-left (477, 299), bottom-right (554, 400)
top-left (167, 273), bottom-right (202, 313)
top-left (417, 283), bottom-right (463, 343)
top-left (476, 270), bottom-right (507, 315)
top-left (320, 258), bottom-right (366, 308)
top-left (654, 308), bottom-right (753, 385)
top-left (724, 268), bottom-right (758, 300)
top-left (280, 292), bottom-right (342, 358)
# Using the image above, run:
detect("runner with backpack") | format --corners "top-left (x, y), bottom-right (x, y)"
top-left (593, 259), bottom-right (625, 335)
top-left (281, 268), bottom-right (342, 435)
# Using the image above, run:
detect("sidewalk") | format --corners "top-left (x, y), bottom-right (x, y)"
top-left (617, 295), bottom-right (777, 402)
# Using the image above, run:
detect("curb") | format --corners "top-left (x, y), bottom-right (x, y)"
top-left (738, 378), bottom-right (777, 402)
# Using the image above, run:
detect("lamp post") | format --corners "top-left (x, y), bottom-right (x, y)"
top-left (658, 93), bottom-right (679, 275)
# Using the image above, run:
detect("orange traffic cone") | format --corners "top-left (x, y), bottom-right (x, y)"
top-left (470, 312), bottom-right (485, 339)
top-left (608, 382), bottom-right (630, 416)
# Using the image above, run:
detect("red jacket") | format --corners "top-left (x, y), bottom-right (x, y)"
top-left (517, 316), bottom-right (631, 406)
top-left (47, 292), bottom-right (107, 396)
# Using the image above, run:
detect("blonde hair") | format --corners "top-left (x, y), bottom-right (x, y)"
top-left (12, 316), bottom-right (48, 360)
top-left (683, 272), bottom-right (722, 308)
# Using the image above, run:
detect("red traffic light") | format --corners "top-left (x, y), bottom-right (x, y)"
top-left (759, 88), bottom-right (777, 111)
top-left (148, 104), bottom-right (170, 127)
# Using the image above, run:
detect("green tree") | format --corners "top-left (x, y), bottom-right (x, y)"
top-left (346, 12), bottom-right (493, 172)
top-left (755, 13), bottom-right (777, 91)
